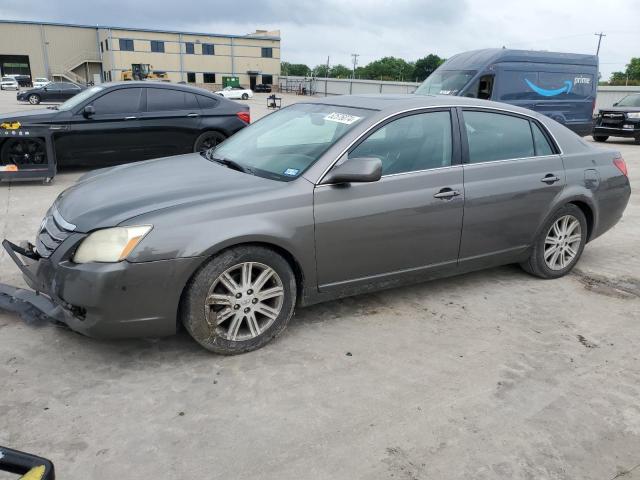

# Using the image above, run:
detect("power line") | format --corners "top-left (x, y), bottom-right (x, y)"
top-left (595, 32), bottom-right (606, 56)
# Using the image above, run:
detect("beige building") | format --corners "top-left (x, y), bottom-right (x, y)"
top-left (0, 20), bottom-right (281, 90)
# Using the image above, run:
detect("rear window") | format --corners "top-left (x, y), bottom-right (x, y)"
top-left (146, 88), bottom-right (199, 111)
top-left (196, 95), bottom-right (219, 110)
top-left (464, 111), bottom-right (535, 163)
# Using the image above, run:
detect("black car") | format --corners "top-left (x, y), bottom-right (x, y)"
top-left (593, 93), bottom-right (640, 144)
top-left (17, 81), bottom-right (85, 105)
top-left (1, 82), bottom-right (250, 168)
top-left (254, 83), bottom-right (272, 93)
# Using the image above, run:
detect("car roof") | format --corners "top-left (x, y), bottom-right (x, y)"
top-left (99, 81), bottom-right (219, 97)
top-left (305, 93), bottom-right (550, 119)
top-left (441, 48), bottom-right (598, 69)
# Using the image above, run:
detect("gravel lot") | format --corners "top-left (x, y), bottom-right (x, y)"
top-left (1, 87), bottom-right (639, 480)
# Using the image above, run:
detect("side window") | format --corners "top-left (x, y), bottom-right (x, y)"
top-left (91, 88), bottom-right (142, 114)
top-left (499, 71), bottom-right (540, 101)
top-left (350, 111), bottom-right (452, 175)
top-left (531, 122), bottom-right (554, 156)
top-left (196, 95), bottom-right (218, 110)
top-left (463, 111), bottom-right (534, 163)
top-left (187, 72), bottom-right (196, 83)
top-left (146, 89), bottom-right (196, 111)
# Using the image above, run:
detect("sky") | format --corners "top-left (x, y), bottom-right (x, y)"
top-left (0, 0), bottom-right (638, 80)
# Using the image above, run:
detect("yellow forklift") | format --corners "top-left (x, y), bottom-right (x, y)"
top-left (121, 64), bottom-right (170, 82)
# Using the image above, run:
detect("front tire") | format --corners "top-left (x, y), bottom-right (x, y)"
top-left (241, 93), bottom-right (249, 100)
top-left (592, 135), bottom-right (608, 142)
top-left (521, 204), bottom-right (587, 279)
top-left (28, 94), bottom-right (40, 105)
top-left (193, 130), bottom-right (226, 153)
top-left (181, 246), bottom-right (297, 355)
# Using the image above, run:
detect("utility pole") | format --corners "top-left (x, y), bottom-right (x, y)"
top-left (594, 32), bottom-right (606, 56)
top-left (351, 53), bottom-right (359, 79)
top-left (324, 55), bottom-right (329, 97)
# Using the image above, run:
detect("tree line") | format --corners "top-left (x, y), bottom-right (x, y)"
top-left (604, 58), bottom-right (640, 86)
top-left (281, 54), bottom-right (445, 82)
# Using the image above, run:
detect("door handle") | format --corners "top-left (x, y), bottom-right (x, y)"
top-left (541, 174), bottom-right (560, 184)
top-left (124, 116), bottom-right (136, 120)
top-left (433, 188), bottom-right (461, 200)
top-left (186, 113), bottom-right (200, 117)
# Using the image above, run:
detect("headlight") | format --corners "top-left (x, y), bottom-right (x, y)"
top-left (626, 112), bottom-right (640, 119)
top-left (73, 225), bottom-right (152, 263)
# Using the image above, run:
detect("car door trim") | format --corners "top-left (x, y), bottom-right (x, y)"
top-left (315, 104), bottom-right (563, 185)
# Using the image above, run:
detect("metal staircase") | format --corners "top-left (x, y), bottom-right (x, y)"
top-left (50, 50), bottom-right (101, 84)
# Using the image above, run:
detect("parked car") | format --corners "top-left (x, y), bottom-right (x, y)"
top-left (415, 48), bottom-right (598, 136)
top-left (215, 86), bottom-right (254, 100)
top-left (254, 84), bottom-right (272, 93)
top-left (593, 93), bottom-right (640, 144)
top-left (32, 77), bottom-right (51, 88)
top-left (3, 95), bottom-right (630, 354)
top-left (0, 76), bottom-right (19, 90)
top-left (1, 81), bottom-right (249, 168)
top-left (17, 81), bottom-right (84, 104)
top-left (11, 74), bottom-right (33, 87)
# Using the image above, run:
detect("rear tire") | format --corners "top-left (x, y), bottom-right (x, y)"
top-left (181, 246), bottom-right (297, 355)
top-left (520, 204), bottom-right (587, 279)
top-left (193, 131), bottom-right (226, 153)
top-left (28, 94), bottom-right (40, 105)
top-left (592, 135), bottom-right (608, 142)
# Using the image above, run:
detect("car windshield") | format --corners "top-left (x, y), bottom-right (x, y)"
top-left (58, 85), bottom-right (104, 111)
top-left (616, 94), bottom-right (640, 107)
top-left (209, 103), bottom-right (374, 181)
top-left (415, 70), bottom-right (477, 95)
top-left (2, 77), bottom-right (13, 82)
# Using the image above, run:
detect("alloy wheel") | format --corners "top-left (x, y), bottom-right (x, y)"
top-left (544, 215), bottom-right (582, 271)
top-left (2, 138), bottom-right (46, 165)
top-left (28, 94), bottom-right (39, 104)
top-left (205, 262), bottom-right (285, 341)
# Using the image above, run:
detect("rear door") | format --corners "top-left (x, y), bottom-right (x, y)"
top-left (458, 108), bottom-right (565, 269)
top-left (59, 82), bottom-right (82, 101)
top-left (55, 87), bottom-right (146, 166)
top-left (137, 87), bottom-right (202, 159)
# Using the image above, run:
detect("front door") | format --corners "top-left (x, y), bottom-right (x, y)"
top-left (55, 87), bottom-right (146, 166)
top-left (458, 108), bottom-right (566, 268)
top-left (314, 109), bottom-right (464, 292)
top-left (249, 75), bottom-right (257, 90)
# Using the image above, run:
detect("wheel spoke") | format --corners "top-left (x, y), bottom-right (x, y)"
top-left (215, 307), bottom-right (235, 325)
top-left (567, 234), bottom-right (581, 244)
top-left (545, 236), bottom-right (561, 245)
top-left (206, 293), bottom-right (233, 306)
top-left (545, 245), bottom-right (559, 260)
top-left (241, 262), bottom-right (253, 289)
top-left (566, 245), bottom-right (577, 258)
top-left (256, 286), bottom-right (284, 301)
top-left (253, 268), bottom-right (274, 292)
top-left (255, 303), bottom-right (279, 320)
top-left (219, 271), bottom-right (240, 293)
top-left (227, 314), bottom-right (243, 340)
top-left (246, 311), bottom-right (261, 337)
top-left (549, 248), bottom-right (562, 268)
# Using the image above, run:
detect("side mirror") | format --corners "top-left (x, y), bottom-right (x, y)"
top-left (323, 157), bottom-right (382, 185)
top-left (613, 102), bottom-right (619, 106)
top-left (83, 105), bottom-right (95, 117)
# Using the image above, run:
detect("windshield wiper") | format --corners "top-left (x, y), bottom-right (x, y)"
top-left (207, 152), bottom-right (252, 174)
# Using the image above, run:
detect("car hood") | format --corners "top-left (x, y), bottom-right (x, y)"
top-left (55, 153), bottom-right (283, 232)
top-left (600, 106), bottom-right (640, 114)
top-left (0, 108), bottom-right (62, 124)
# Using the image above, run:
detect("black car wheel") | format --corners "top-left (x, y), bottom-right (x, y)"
top-left (0, 138), bottom-right (47, 166)
top-left (592, 135), bottom-right (608, 142)
top-left (181, 245), bottom-right (297, 355)
top-left (28, 94), bottom-right (41, 105)
top-left (521, 204), bottom-right (587, 279)
top-left (193, 131), bottom-right (226, 153)
top-left (241, 93), bottom-right (249, 100)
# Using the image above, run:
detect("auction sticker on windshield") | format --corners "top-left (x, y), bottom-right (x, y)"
top-left (324, 112), bottom-right (361, 125)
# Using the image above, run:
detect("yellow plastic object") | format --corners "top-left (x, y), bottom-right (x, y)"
top-left (0, 121), bottom-right (21, 130)
top-left (19, 464), bottom-right (46, 480)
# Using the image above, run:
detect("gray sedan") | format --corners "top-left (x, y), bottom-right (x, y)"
top-left (4, 95), bottom-right (631, 354)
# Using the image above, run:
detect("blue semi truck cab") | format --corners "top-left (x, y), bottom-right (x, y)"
top-left (415, 48), bottom-right (598, 136)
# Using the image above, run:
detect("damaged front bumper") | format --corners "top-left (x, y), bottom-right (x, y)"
top-left (1, 238), bottom-right (202, 339)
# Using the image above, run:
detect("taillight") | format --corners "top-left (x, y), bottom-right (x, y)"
top-left (236, 111), bottom-right (250, 124)
top-left (613, 156), bottom-right (628, 177)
